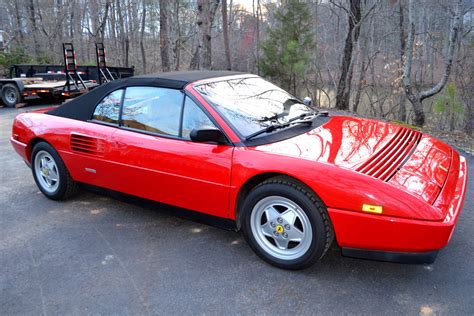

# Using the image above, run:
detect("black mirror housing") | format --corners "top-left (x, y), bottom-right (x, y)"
top-left (190, 128), bottom-right (227, 144)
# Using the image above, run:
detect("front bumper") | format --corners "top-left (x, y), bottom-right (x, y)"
top-left (328, 155), bottom-right (468, 262)
top-left (341, 248), bottom-right (438, 264)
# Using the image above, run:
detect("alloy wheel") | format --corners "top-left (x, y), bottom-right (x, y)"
top-left (250, 196), bottom-right (313, 260)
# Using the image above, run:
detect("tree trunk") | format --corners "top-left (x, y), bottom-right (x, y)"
top-left (190, 0), bottom-right (220, 70)
top-left (255, 0), bottom-right (261, 75)
top-left (466, 98), bottom-right (474, 136)
top-left (464, 67), bottom-right (473, 136)
top-left (353, 41), bottom-right (367, 113)
top-left (398, 0), bottom-right (407, 122)
top-left (28, 0), bottom-right (40, 58)
top-left (98, 0), bottom-right (111, 43)
top-left (116, 0), bottom-right (127, 66)
top-left (90, 0), bottom-right (99, 40)
top-left (69, 3), bottom-right (74, 41)
top-left (398, 94), bottom-right (407, 122)
top-left (222, 0), bottom-right (232, 70)
top-left (159, 0), bottom-right (173, 72)
top-left (126, 0), bottom-right (134, 68)
top-left (140, 0), bottom-right (147, 73)
top-left (335, 0), bottom-right (362, 110)
top-left (408, 96), bottom-right (425, 126)
top-left (174, 1), bottom-right (181, 71)
top-left (125, 37), bottom-right (129, 67)
top-left (14, 1), bottom-right (24, 43)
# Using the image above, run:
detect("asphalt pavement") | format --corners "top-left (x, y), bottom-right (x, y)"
top-left (1, 103), bottom-right (473, 315)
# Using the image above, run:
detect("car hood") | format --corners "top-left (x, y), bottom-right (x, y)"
top-left (254, 116), bottom-right (401, 169)
top-left (254, 115), bottom-right (453, 212)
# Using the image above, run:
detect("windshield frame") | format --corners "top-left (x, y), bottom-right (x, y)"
top-left (192, 75), bottom-right (325, 145)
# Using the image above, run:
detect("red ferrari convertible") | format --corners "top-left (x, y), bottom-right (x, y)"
top-left (11, 71), bottom-right (468, 269)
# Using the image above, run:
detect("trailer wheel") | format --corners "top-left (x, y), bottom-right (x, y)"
top-left (1, 84), bottom-right (21, 108)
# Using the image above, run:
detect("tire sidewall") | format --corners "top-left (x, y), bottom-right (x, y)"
top-left (31, 142), bottom-right (69, 200)
top-left (241, 182), bottom-right (328, 269)
top-left (2, 84), bottom-right (20, 108)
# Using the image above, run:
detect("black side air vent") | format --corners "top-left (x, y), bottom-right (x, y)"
top-left (70, 133), bottom-right (105, 156)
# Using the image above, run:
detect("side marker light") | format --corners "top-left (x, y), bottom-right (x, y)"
top-left (362, 204), bottom-right (383, 214)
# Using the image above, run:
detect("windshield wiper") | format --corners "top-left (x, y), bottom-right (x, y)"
top-left (246, 119), bottom-right (313, 141)
top-left (246, 111), bottom-right (328, 141)
top-left (288, 112), bottom-right (316, 122)
top-left (286, 110), bottom-right (328, 123)
top-left (258, 111), bottom-right (287, 122)
top-left (259, 109), bottom-right (319, 123)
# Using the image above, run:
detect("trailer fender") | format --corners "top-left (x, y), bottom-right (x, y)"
top-left (0, 79), bottom-right (24, 93)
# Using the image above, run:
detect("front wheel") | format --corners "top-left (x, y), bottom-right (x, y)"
top-left (31, 142), bottom-right (79, 200)
top-left (241, 176), bottom-right (334, 270)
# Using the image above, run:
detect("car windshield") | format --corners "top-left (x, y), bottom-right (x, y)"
top-left (194, 76), bottom-right (316, 138)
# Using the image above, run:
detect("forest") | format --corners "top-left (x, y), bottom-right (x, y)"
top-left (0, 0), bottom-right (473, 139)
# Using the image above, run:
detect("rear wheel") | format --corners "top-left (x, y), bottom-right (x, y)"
top-left (241, 176), bottom-right (334, 270)
top-left (1, 83), bottom-right (21, 108)
top-left (31, 142), bottom-right (79, 200)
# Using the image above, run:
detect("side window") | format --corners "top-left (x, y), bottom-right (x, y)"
top-left (121, 87), bottom-right (183, 136)
top-left (181, 97), bottom-right (217, 140)
top-left (92, 89), bottom-right (123, 124)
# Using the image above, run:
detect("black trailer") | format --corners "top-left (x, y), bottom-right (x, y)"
top-left (0, 43), bottom-right (134, 107)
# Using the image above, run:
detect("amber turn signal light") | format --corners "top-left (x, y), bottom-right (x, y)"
top-left (362, 204), bottom-right (383, 214)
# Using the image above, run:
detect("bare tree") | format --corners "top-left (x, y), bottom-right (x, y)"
top-left (398, 0), bottom-right (407, 122)
top-left (13, 1), bottom-right (24, 43)
top-left (28, 0), bottom-right (40, 58)
top-left (335, 0), bottom-right (362, 110)
top-left (116, 0), bottom-right (129, 66)
top-left (464, 68), bottom-right (474, 136)
top-left (173, 1), bottom-right (181, 71)
top-left (0, 0), bottom-right (471, 140)
top-left (334, 0), bottom-right (380, 110)
top-left (402, 0), bottom-right (463, 126)
top-left (159, 0), bottom-right (174, 72)
top-left (190, 0), bottom-right (220, 70)
top-left (140, 0), bottom-right (147, 73)
top-left (222, 0), bottom-right (232, 70)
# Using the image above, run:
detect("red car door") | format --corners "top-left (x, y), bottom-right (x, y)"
top-left (62, 89), bottom-right (125, 189)
top-left (107, 86), bottom-right (234, 218)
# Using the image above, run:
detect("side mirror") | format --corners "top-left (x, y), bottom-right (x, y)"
top-left (303, 97), bottom-right (313, 106)
top-left (190, 128), bottom-right (227, 144)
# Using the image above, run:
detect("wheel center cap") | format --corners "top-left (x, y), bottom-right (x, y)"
top-left (44, 168), bottom-right (49, 176)
top-left (275, 225), bottom-right (284, 233)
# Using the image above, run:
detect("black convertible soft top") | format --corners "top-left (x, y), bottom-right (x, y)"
top-left (48, 71), bottom-right (244, 121)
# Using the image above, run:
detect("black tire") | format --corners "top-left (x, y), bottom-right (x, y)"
top-left (31, 142), bottom-right (79, 200)
top-left (241, 176), bottom-right (334, 270)
top-left (1, 83), bottom-right (21, 108)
